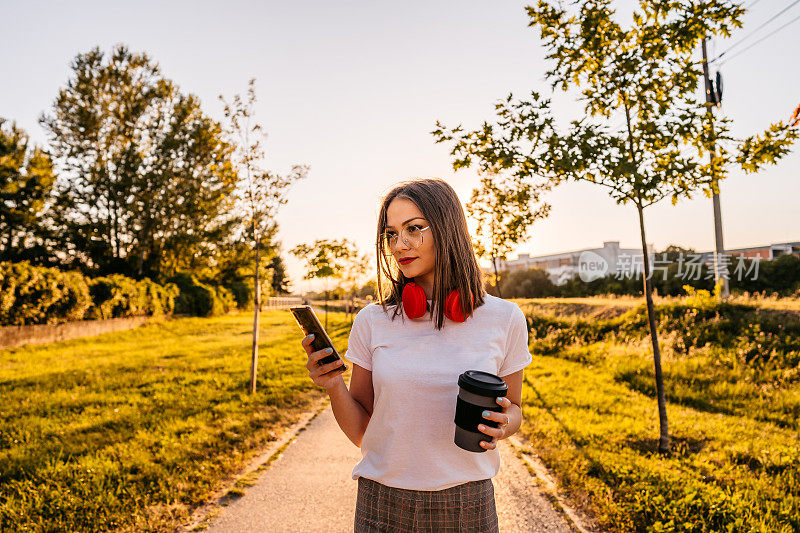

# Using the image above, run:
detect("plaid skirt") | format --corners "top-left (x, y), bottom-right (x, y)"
top-left (354, 476), bottom-right (499, 533)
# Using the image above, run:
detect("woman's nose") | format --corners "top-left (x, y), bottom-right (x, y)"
top-left (394, 239), bottom-right (411, 253)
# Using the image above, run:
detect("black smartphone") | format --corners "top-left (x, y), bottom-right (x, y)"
top-left (289, 305), bottom-right (348, 372)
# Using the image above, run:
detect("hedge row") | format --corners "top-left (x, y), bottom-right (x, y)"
top-left (0, 261), bottom-right (235, 326)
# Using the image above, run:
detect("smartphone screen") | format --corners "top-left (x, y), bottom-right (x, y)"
top-left (289, 305), bottom-right (348, 371)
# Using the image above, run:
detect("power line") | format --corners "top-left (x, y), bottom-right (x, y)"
top-left (709, 0), bottom-right (800, 64)
top-left (745, 0), bottom-right (764, 10)
top-left (718, 11), bottom-right (800, 65)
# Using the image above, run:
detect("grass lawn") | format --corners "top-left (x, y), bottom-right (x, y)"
top-left (516, 297), bottom-right (799, 532)
top-left (0, 308), bottom-right (353, 532)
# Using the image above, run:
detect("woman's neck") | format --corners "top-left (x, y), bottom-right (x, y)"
top-left (414, 275), bottom-right (434, 300)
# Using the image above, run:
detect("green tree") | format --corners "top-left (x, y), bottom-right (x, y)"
top-left (267, 254), bottom-right (292, 295)
top-left (220, 78), bottom-right (308, 394)
top-left (0, 119), bottom-right (57, 264)
top-left (291, 238), bottom-right (361, 330)
top-left (433, 0), bottom-right (798, 452)
top-left (339, 249), bottom-right (371, 325)
top-left (496, 267), bottom-right (557, 298)
top-left (40, 44), bottom-right (239, 280)
top-left (467, 170), bottom-right (550, 298)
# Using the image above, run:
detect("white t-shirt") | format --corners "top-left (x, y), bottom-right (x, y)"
top-left (344, 293), bottom-right (532, 491)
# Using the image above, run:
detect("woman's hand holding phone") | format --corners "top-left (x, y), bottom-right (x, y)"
top-left (302, 333), bottom-right (346, 391)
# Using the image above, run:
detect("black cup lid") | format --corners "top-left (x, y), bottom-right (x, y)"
top-left (458, 370), bottom-right (508, 396)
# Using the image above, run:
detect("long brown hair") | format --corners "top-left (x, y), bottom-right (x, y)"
top-left (375, 178), bottom-right (487, 330)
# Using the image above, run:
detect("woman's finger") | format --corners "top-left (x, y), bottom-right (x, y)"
top-left (480, 437), bottom-right (497, 450)
top-left (312, 358), bottom-right (345, 378)
top-left (482, 410), bottom-right (509, 425)
top-left (477, 423), bottom-right (504, 438)
top-left (310, 347), bottom-right (335, 365)
top-left (301, 333), bottom-right (316, 349)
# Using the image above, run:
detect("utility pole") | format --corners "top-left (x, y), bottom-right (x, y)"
top-left (701, 38), bottom-right (730, 299)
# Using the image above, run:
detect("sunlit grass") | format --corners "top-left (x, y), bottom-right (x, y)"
top-left (0, 309), bottom-right (351, 532)
top-left (4, 294), bottom-right (798, 532)
top-left (517, 296), bottom-right (800, 532)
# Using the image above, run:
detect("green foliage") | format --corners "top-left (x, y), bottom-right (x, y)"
top-left (40, 44), bottom-right (240, 280)
top-left (211, 285), bottom-right (237, 316)
top-left (292, 238), bottom-right (369, 330)
top-left (267, 255), bottom-right (292, 295)
top-left (488, 267), bottom-right (558, 299)
top-left (732, 254), bottom-right (800, 295)
top-left (225, 280), bottom-right (253, 310)
top-left (167, 272), bottom-right (235, 317)
top-left (291, 238), bottom-right (367, 289)
top-left (0, 120), bottom-right (56, 264)
top-left (0, 261), bottom-right (91, 325)
top-left (467, 172), bottom-right (551, 297)
top-left (86, 275), bottom-right (179, 320)
top-left (0, 261), bottom-right (184, 326)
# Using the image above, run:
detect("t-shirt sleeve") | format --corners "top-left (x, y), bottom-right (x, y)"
top-left (498, 304), bottom-right (532, 377)
top-left (344, 306), bottom-right (373, 371)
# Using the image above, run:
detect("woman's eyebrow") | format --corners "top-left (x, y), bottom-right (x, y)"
top-left (385, 217), bottom-right (426, 230)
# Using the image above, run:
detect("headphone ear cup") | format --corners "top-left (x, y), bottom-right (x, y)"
top-left (402, 282), bottom-right (427, 319)
top-left (444, 289), bottom-right (473, 322)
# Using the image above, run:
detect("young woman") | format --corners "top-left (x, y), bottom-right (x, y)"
top-left (301, 178), bottom-right (532, 532)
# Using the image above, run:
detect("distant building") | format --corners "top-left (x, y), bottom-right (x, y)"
top-left (699, 241), bottom-right (800, 264)
top-left (483, 241), bottom-right (655, 285)
top-left (481, 240), bottom-right (800, 286)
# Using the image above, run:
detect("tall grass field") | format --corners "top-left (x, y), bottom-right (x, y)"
top-left (0, 309), bottom-right (353, 531)
top-left (514, 292), bottom-right (799, 532)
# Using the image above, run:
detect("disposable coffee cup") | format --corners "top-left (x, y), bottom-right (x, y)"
top-left (453, 370), bottom-right (508, 453)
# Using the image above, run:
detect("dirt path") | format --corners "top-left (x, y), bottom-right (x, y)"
top-left (198, 400), bottom-right (588, 532)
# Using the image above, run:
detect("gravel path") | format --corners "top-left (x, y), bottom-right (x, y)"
top-left (202, 401), bottom-right (582, 532)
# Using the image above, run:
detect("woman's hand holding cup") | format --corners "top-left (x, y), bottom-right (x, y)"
top-left (302, 334), bottom-right (346, 390)
top-left (477, 396), bottom-right (511, 450)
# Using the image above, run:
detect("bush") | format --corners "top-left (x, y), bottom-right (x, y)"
top-left (0, 261), bottom-right (232, 325)
top-left (496, 267), bottom-right (558, 298)
top-left (225, 280), bottom-right (252, 310)
top-left (0, 261), bottom-right (92, 325)
top-left (0, 261), bottom-right (183, 326)
top-left (87, 275), bottom-right (179, 319)
top-left (167, 272), bottom-right (235, 317)
top-left (211, 285), bottom-right (236, 316)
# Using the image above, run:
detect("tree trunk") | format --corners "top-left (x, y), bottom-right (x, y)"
top-left (349, 289), bottom-right (354, 327)
top-left (492, 255), bottom-right (503, 298)
top-left (112, 197), bottom-right (120, 260)
top-left (249, 228), bottom-right (260, 395)
top-left (324, 289), bottom-right (329, 331)
top-left (636, 201), bottom-right (670, 453)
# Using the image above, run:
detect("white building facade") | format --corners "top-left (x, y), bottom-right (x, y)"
top-left (484, 241), bottom-right (655, 285)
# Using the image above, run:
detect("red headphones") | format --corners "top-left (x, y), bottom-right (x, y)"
top-left (402, 282), bottom-right (474, 322)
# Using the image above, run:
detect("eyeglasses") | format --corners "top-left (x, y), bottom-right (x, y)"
top-left (381, 223), bottom-right (431, 250)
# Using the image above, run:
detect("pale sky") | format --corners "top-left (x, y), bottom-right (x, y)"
top-left (3, 1), bottom-right (798, 293)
